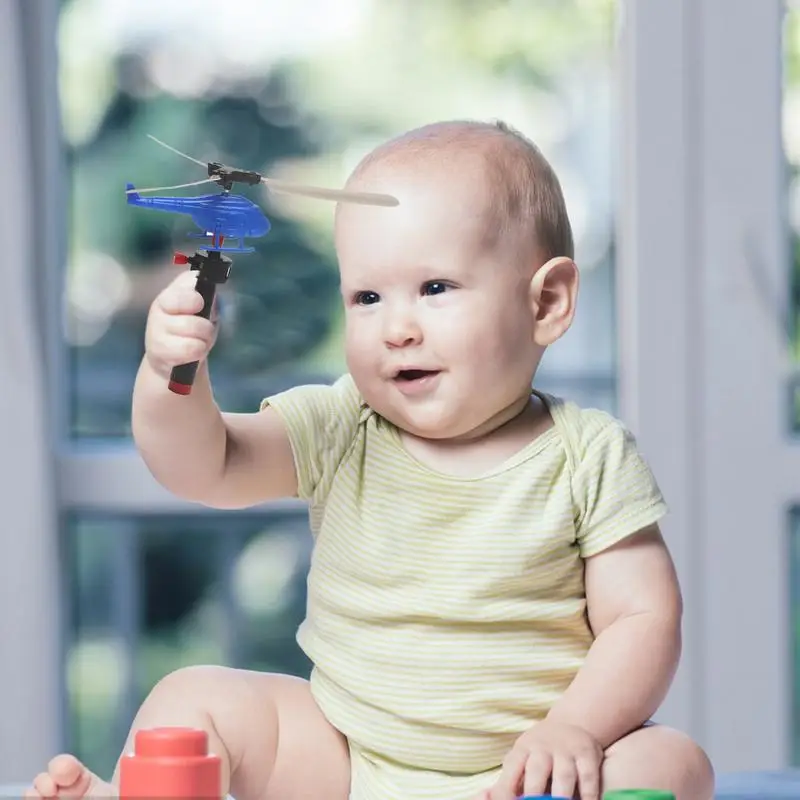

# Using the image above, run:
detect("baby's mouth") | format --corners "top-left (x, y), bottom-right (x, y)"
top-left (393, 368), bottom-right (440, 382)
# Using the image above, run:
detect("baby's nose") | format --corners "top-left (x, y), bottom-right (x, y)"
top-left (383, 311), bottom-right (423, 347)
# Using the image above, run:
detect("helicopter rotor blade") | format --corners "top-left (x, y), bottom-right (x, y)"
top-left (146, 134), bottom-right (209, 168)
top-left (260, 177), bottom-right (399, 207)
top-left (126, 177), bottom-right (221, 194)
top-left (143, 132), bottom-right (398, 206)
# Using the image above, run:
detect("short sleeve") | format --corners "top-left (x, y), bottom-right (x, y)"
top-left (571, 414), bottom-right (668, 558)
top-left (260, 373), bottom-right (362, 505)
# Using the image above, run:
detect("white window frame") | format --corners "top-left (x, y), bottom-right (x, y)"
top-left (2, 0), bottom-right (797, 782)
top-left (618, 0), bottom-right (799, 774)
top-left (0, 0), bottom-right (61, 782)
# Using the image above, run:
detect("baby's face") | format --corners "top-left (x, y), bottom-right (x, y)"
top-left (335, 158), bottom-right (543, 440)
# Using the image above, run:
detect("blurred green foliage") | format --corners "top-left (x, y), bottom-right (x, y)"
top-left (62, 0), bottom-right (624, 436)
top-left (67, 512), bottom-right (314, 775)
top-left (67, 63), bottom-right (341, 434)
top-left (785, 10), bottom-right (800, 430)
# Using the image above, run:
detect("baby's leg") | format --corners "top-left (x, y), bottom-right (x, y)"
top-left (602, 723), bottom-right (714, 800)
top-left (27, 666), bottom-right (351, 800)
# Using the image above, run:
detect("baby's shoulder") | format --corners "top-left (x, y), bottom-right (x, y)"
top-left (260, 373), bottom-right (366, 505)
top-left (541, 393), bottom-right (641, 472)
top-left (323, 371), bottom-right (364, 415)
top-left (261, 371), bottom-right (366, 450)
top-left (264, 370), bottom-right (361, 412)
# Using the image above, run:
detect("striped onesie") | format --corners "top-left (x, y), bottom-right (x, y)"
top-left (263, 373), bottom-right (666, 800)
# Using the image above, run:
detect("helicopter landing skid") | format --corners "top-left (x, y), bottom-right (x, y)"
top-left (168, 249), bottom-right (232, 396)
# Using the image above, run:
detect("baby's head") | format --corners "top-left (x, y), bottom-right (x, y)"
top-left (334, 119), bottom-right (578, 441)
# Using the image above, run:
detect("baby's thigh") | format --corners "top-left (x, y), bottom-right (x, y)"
top-left (137, 667), bottom-right (350, 800)
top-left (248, 672), bottom-right (350, 800)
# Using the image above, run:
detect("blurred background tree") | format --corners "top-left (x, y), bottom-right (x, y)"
top-left (783, 7), bottom-right (800, 430)
top-left (67, 63), bottom-right (341, 432)
top-left (61, 0), bottom-right (619, 437)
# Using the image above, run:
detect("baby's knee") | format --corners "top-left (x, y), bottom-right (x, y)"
top-left (661, 729), bottom-right (714, 794)
top-left (653, 728), bottom-right (714, 798)
top-left (605, 725), bottom-right (714, 799)
top-left (145, 664), bottom-right (246, 708)
top-left (687, 740), bottom-right (714, 796)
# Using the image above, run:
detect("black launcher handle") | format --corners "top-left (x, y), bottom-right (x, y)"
top-left (168, 251), bottom-right (231, 396)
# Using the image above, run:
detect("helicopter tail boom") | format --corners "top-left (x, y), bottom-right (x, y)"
top-left (125, 184), bottom-right (208, 214)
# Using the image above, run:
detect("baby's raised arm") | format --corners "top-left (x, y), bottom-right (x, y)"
top-left (131, 271), bottom-right (298, 508)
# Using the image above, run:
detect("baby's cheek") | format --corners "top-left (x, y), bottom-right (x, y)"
top-left (343, 337), bottom-right (366, 378)
top-left (345, 341), bottom-right (383, 392)
top-left (469, 334), bottom-right (533, 395)
top-left (345, 349), bottom-right (370, 381)
top-left (464, 326), bottom-right (512, 365)
top-left (344, 320), bottom-right (369, 355)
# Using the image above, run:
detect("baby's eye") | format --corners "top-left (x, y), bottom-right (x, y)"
top-left (421, 281), bottom-right (451, 296)
top-left (353, 290), bottom-right (380, 306)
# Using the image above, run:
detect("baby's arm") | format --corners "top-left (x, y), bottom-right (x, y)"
top-left (132, 271), bottom-right (298, 509)
top-left (545, 523), bottom-right (682, 748)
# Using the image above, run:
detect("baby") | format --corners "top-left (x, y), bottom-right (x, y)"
top-left (28, 120), bottom-right (714, 800)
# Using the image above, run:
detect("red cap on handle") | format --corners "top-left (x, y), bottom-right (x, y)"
top-left (119, 727), bottom-right (222, 799)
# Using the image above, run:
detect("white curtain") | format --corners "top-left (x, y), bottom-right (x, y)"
top-left (0, 0), bottom-right (61, 783)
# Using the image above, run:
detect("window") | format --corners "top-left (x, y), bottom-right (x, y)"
top-left (0, 0), bottom-right (786, 781)
top-left (66, 510), bottom-right (312, 772)
top-left (55, 0), bottom-right (619, 777)
top-left (791, 506), bottom-right (800, 764)
top-left (782, 0), bottom-right (800, 764)
top-left (784, 3), bottom-right (800, 434)
top-left (61, 0), bottom-right (620, 436)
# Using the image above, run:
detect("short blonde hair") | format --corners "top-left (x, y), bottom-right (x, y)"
top-left (348, 119), bottom-right (574, 263)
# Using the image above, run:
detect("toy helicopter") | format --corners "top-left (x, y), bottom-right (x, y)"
top-left (125, 135), bottom-right (398, 396)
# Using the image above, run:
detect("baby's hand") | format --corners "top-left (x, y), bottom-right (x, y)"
top-left (144, 270), bottom-right (219, 380)
top-left (483, 719), bottom-right (603, 800)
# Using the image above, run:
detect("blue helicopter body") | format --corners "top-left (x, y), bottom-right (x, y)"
top-left (125, 183), bottom-right (271, 253)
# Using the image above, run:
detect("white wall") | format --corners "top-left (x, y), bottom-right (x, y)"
top-left (619, 0), bottom-right (800, 773)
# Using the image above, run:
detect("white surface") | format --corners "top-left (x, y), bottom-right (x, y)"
top-left (0, 0), bottom-right (62, 783)
top-left (696, 0), bottom-right (793, 771)
top-left (617, 0), bottom-right (701, 740)
top-left (618, 0), bottom-right (796, 773)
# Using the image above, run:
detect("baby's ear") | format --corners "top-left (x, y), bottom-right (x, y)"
top-left (528, 256), bottom-right (579, 346)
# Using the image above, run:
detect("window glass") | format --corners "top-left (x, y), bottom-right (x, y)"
top-left (790, 507), bottom-right (800, 763)
top-left (783, 5), bottom-right (800, 432)
top-left (58, 0), bottom-right (619, 437)
top-left (65, 511), bottom-right (312, 776)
